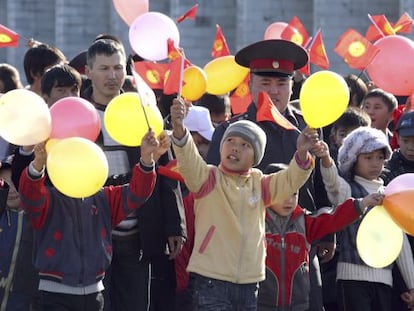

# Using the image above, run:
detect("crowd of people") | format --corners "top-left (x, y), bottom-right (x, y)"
top-left (0, 32), bottom-right (414, 311)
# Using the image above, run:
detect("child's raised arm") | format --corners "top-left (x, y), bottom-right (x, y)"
top-left (296, 126), bottom-right (319, 163)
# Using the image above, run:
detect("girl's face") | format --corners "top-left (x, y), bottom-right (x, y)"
top-left (354, 149), bottom-right (386, 180)
top-left (0, 168), bottom-right (20, 209)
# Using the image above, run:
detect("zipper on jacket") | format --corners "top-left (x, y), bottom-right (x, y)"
top-left (236, 177), bottom-right (247, 283)
top-left (280, 234), bottom-right (286, 307)
top-left (77, 199), bottom-right (85, 286)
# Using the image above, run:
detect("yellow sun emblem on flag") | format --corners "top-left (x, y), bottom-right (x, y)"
top-left (146, 70), bottom-right (161, 84)
top-left (316, 45), bottom-right (326, 57)
top-left (213, 39), bottom-right (223, 51)
top-left (348, 41), bottom-right (366, 57)
top-left (0, 34), bottom-right (12, 43)
top-left (234, 82), bottom-right (249, 97)
top-left (291, 33), bottom-right (303, 46)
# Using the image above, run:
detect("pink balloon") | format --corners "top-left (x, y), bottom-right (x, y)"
top-left (366, 35), bottom-right (414, 96)
top-left (49, 97), bottom-right (101, 141)
top-left (112, 0), bottom-right (149, 26)
top-left (129, 12), bottom-right (180, 61)
top-left (384, 173), bottom-right (414, 196)
top-left (264, 22), bottom-right (296, 40)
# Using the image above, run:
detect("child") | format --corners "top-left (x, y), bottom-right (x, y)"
top-left (18, 130), bottom-right (158, 311)
top-left (362, 88), bottom-right (398, 143)
top-left (257, 162), bottom-right (383, 311)
top-left (319, 126), bottom-right (414, 311)
top-left (170, 97), bottom-right (319, 309)
top-left (328, 107), bottom-right (371, 163)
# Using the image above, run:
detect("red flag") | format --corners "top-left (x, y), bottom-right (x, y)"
top-left (393, 12), bottom-right (413, 34)
top-left (230, 74), bottom-right (251, 114)
top-left (281, 16), bottom-right (310, 47)
top-left (334, 28), bottom-right (380, 70)
top-left (134, 61), bottom-right (168, 90)
top-left (0, 24), bottom-right (19, 48)
top-left (158, 159), bottom-right (184, 182)
top-left (366, 14), bottom-right (395, 41)
top-left (256, 92), bottom-right (299, 131)
top-left (211, 24), bottom-right (230, 58)
top-left (164, 56), bottom-right (184, 95)
top-left (176, 4), bottom-right (198, 23)
top-left (298, 62), bottom-right (310, 76)
top-left (167, 39), bottom-right (192, 68)
top-left (308, 29), bottom-right (329, 70)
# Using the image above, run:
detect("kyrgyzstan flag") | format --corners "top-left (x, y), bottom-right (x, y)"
top-left (308, 29), bottom-right (330, 70)
top-left (334, 28), bottom-right (379, 70)
top-left (393, 12), bottom-right (413, 34)
top-left (176, 4), bottom-right (198, 23)
top-left (365, 14), bottom-right (395, 41)
top-left (230, 74), bottom-right (251, 115)
top-left (163, 56), bottom-right (184, 95)
top-left (256, 91), bottom-right (299, 132)
top-left (0, 24), bottom-right (19, 48)
top-left (167, 38), bottom-right (192, 68)
top-left (281, 16), bottom-right (310, 47)
top-left (134, 61), bottom-right (168, 90)
top-left (211, 24), bottom-right (230, 58)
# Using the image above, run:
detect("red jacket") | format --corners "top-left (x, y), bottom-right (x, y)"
top-left (258, 198), bottom-right (361, 310)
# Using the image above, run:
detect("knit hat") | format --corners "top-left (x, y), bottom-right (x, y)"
top-left (220, 120), bottom-right (267, 166)
top-left (338, 127), bottom-right (391, 178)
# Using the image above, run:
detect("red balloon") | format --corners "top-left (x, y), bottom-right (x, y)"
top-left (112, 0), bottom-right (149, 26)
top-left (49, 97), bottom-right (101, 141)
top-left (383, 190), bottom-right (414, 235)
top-left (366, 35), bottom-right (414, 96)
top-left (264, 22), bottom-right (288, 40)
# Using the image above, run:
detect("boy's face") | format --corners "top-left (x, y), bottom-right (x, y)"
top-left (332, 126), bottom-right (357, 148)
top-left (362, 96), bottom-right (393, 131)
top-left (45, 83), bottom-right (80, 106)
top-left (355, 149), bottom-right (386, 180)
top-left (220, 135), bottom-right (255, 171)
top-left (397, 134), bottom-right (414, 161)
top-left (191, 132), bottom-right (210, 160)
top-left (269, 192), bottom-right (298, 217)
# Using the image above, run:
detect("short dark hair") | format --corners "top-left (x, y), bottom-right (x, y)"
top-left (41, 64), bottom-right (82, 96)
top-left (23, 43), bottom-right (66, 85)
top-left (197, 93), bottom-right (231, 115)
top-left (362, 88), bottom-right (398, 112)
top-left (344, 74), bottom-right (368, 108)
top-left (86, 39), bottom-right (126, 68)
top-left (331, 107), bottom-right (371, 133)
top-left (0, 63), bottom-right (23, 92)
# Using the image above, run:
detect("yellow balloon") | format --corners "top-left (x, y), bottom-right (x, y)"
top-left (356, 205), bottom-right (403, 268)
top-left (182, 66), bottom-right (207, 101)
top-left (204, 55), bottom-right (249, 95)
top-left (299, 70), bottom-right (349, 128)
top-left (0, 89), bottom-right (51, 145)
top-left (104, 92), bottom-right (164, 146)
top-left (47, 137), bottom-right (109, 198)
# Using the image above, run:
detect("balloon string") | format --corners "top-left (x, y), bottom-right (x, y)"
top-left (130, 64), bottom-right (151, 131)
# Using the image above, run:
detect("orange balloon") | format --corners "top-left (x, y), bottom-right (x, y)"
top-left (383, 190), bottom-right (414, 235)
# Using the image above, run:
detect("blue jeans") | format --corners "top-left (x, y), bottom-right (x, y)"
top-left (189, 273), bottom-right (259, 311)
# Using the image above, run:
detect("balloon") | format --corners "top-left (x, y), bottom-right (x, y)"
top-left (204, 56), bottom-right (249, 95)
top-left (47, 137), bottom-right (108, 198)
top-left (112, 0), bottom-right (149, 26)
top-left (104, 92), bottom-right (164, 146)
top-left (383, 190), bottom-right (414, 235)
top-left (181, 66), bottom-right (208, 101)
top-left (356, 205), bottom-right (403, 268)
top-left (49, 97), bottom-right (101, 141)
top-left (366, 35), bottom-right (414, 96)
top-left (129, 12), bottom-right (180, 61)
top-left (264, 22), bottom-right (298, 41)
top-left (0, 89), bottom-right (51, 145)
top-left (299, 70), bottom-right (349, 128)
top-left (384, 173), bottom-right (414, 196)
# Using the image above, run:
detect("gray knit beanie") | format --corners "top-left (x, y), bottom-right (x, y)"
top-left (220, 120), bottom-right (267, 167)
top-left (338, 126), bottom-right (391, 179)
